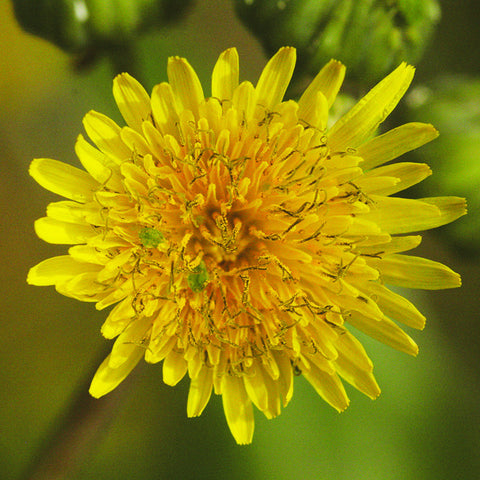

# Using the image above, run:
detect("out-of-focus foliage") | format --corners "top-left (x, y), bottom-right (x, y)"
top-left (234, 0), bottom-right (440, 84)
top-left (407, 76), bottom-right (480, 254)
top-left (12, 0), bottom-right (193, 53)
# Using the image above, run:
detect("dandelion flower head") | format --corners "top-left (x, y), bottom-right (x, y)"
top-left (28, 48), bottom-right (466, 444)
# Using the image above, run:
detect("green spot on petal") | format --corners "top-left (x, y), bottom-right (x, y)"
top-left (139, 227), bottom-right (164, 248)
top-left (187, 260), bottom-right (209, 292)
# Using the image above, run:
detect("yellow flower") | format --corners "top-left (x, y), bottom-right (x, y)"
top-left (28, 47), bottom-right (466, 444)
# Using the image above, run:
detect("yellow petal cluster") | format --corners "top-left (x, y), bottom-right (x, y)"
top-left (28, 47), bottom-right (466, 444)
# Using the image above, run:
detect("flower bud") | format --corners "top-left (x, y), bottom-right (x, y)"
top-left (13, 0), bottom-right (90, 52)
top-left (407, 76), bottom-right (478, 253)
top-left (13, 0), bottom-right (192, 53)
top-left (234, 0), bottom-right (440, 84)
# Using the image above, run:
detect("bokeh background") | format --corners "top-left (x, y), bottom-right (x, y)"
top-left (1, 1), bottom-right (479, 479)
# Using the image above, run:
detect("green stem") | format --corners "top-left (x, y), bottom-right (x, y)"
top-left (21, 348), bottom-right (135, 480)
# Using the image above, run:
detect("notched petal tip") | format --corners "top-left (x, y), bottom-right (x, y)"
top-left (30, 158), bottom-right (97, 203)
top-left (329, 62), bottom-right (416, 150)
top-left (419, 196), bottom-right (468, 232)
top-left (222, 375), bottom-right (254, 444)
top-left (89, 349), bottom-right (144, 398)
top-left (167, 55), bottom-right (204, 115)
top-left (299, 58), bottom-right (346, 112)
top-left (168, 54), bottom-right (185, 63)
top-left (82, 110), bottom-right (131, 164)
top-left (112, 72), bottom-right (151, 132)
top-left (29, 158), bottom-right (41, 179)
top-left (255, 46), bottom-right (296, 109)
top-left (26, 265), bottom-right (44, 286)
top-left (358, 122), bottom-right (440, 170)
top-left (451, 271), bottom-right (462, 288)
top-left (277, 45), bottom-right (296, 55)
top-left (212, 47), bottom-right (240, 101)
top-left (27, 255), bottom-right (101, 286)
top-left (425, 123), bottom-right (439, 137)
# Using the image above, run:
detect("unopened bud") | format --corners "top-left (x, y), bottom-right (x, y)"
top-left (13, 0), bottom-right (192, 54)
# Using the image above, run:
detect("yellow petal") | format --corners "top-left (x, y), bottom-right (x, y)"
top-left (329, 287), bottom-right (385, 322)
top-left (30, 158), bottom-right (98, 203)
top-left (187, 366), bottom-right (214, 417)
top-left (145, 335), bottom-right (177, 364)
top-left (142, 121), bottom-right (169, 162)
top-left (255, 46), bottom-right (296, 109)
top-left (211, 47), bottom-right (239, 101)
top-left (112, 72), bottom-right (151, 132)
top-left (163, 349), bottom-right (188, 386)
top-left (365, 282), bottom-right (426, 330)
top-left (357, 122), bottom-right (438, 170)
top-left (366, 195), bottom-right (466, 234)
top-left (329, 63), bottom-right (415, 150)
top-left (27, 255), bottom-right (101, 286)
top-left (97, 249), bottom-right (136, 284)
top-left (334, 333), bottom-right (381, 399)
top-left (232, 81), bottom-right (257, 123)
top-left (299, 59), bottom-right (345, 110)
top-left (345, 217), bottom-right (383, 237)
top-left (298, 90), bottom-right (329, 130)
top-left (75, 135), bottom-right (123, 191)
top-left (56, 271), bottom-right (108, 302)
top-left (348, 311), bottom-right (418, 355)
top-left (69, 245), bottom-right (109, 265)
top-left (336, 330), bottom-right (373, 372)
top-left (335, 355), bottom-right (381, 400)
top-left (120, 127), bottom-right (152, 159)
top-left (186, 348), bottom-right (203, 381)
top-left (101, 297), bottom-right (136, 339)
top-left (151, 82), bottom-right (180, 137)
top-left (370, 254), bottom-right (461, 290)
top-left (351, 176), bottom-right (400, 195)
top-left (383, 235), bottom-right (423, 253)
top-left (89, 349), bottom-right (144, 398)
top-left (221, 375), bottom-right (254, 444)
top-left (95, 277), bottom-right (139, 310)
top-left (357, 162), bottom-right (432, 195)
top-left (83, 110), bottom-right (131, 164)
top-left (34, 217), bottom-right (95, 244)
top-left (363, 196), bottom-right (441, 234)
top-left (303, 363), bottom-right (349, 412)
top-left (356, 235), bottom-right (422, 256)
top-left (46, 200), bottom-right (104, 226)
top-left (420, 196), bottom-right (467, 226)
top-left (243, 363), bottom-right (270, 414)
top-left (273, 351), bottom-right (294, 406)
top-left (260, 373), bottom-right (281, 419)
top-left (167, 56), bottom-right (204, 116)
top-left (109, 316), bottom-right (152, 368)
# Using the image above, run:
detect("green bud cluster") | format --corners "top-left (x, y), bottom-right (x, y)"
top-left (234, 0), bottom-right (440, 84)
top-left (13, 0), bottom-right (192, 54)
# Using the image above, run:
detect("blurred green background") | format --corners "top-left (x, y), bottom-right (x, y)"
top-left (1, 0), bottom-right (479, 479)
